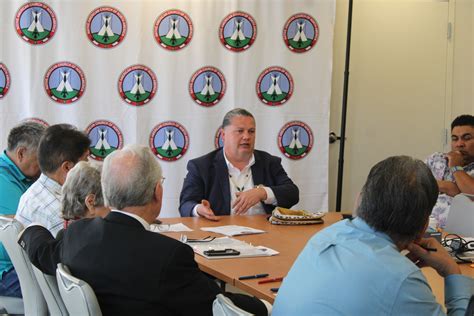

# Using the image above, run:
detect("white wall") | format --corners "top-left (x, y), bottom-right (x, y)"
top-left (329, 0), bottom-right (473, 211)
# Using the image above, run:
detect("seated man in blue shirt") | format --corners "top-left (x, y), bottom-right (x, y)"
top-left (0, 121), bottom-right (46, 298)
top-left (273, 156), bottom-right (473, 316)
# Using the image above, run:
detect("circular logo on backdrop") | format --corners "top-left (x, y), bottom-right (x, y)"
top-left (154, 10), bottom-right (193, 50)
top-left (149, 121), bottom-right (189, 161)
top-left (283, 13), bottom-right (319, 53)
top-left (214, 127), bottom-right (223, 149)
top-left (189, 67), bottom-right (226, 106)
top-left (219, 12), bottom-right (257, 52)
top-left (25, 117), bottom-right (49, 127)
top-left (278, 121), bottom-right (313, 160)
top-left (256, 66), bottom-right (294, 106)
top-left (86, 120), bottom-right (123, 161)
top-left (118, 65), bottom-right (157, 106)
top-left (0, 64), bottom-right (11, 99)
top-left (86, 6), bottom-right (127, 48)
top-left (15, 2), bottom-right (57, 45)
top-left (44, 62), bottom-right (86, 104)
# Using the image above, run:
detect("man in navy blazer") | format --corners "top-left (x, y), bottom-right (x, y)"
top-left (180, 108), bottom-right (299, 219)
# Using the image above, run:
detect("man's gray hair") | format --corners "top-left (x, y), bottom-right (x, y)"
top-left (101, 144), bottom-right (162, 210)
top-left (7, 121), bottom-right (46, 152)
top-left (222, 108), bottom-right (255, 129)
top-left (357, 156), bottom-right (438, 243)
top-left (61, 161), bottom-right (104, 220)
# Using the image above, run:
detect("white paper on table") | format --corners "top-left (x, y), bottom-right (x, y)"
top-left (188, 237), bottom-right (279, 259)
top-left (150, 223), bottom-right (193, 233)
top-left (200, 225), bottom-right (265, 236)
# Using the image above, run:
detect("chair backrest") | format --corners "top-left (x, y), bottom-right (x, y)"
top-left (212, 294), bottom-right (253, 316)
top-left (56, 263), bottom-right (102, 316)
top-left (446, 194), bottom-right (474, 237)
top-left (32, 265), bottom-right (68, 315)
top-left (0, 216), bottom-right (48, 316)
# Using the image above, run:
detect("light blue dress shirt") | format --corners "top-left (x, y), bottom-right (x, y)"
top-left (273, 217), bottom-right (473, 316)
top-left (0, 150), bottom-right (35, 278)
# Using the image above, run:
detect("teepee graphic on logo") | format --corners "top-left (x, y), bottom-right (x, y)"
top-left (278, 121), bottom-right (313, 160)
top-left (220, 12), bottom-right (256, 52)
top-left (86, 121), bottom-right (123, 161)
top-left (16, 3), bottom-right (56, 44)
top-left (87, 7), bottom-right (126, 48)
top-left (257, 67), bottom-right (293, 106)
top-left (284, 14), bottom-right (319, 53)
top-left (45, 62), bottom-right (85, 104)
top-left (150, 122), bottom-right (189, 161)
top-left (119, 65), bottom-right (157, 106)
top-left (155, 10), bottom-right (193, 50)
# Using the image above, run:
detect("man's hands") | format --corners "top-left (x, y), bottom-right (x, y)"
top-left (446, 150), bottom-right (465, 168)
top-left (232, 187), bottom-right (267, 215)
top-left (407, 238), bottom-right (461, 278)
top-left (196, 199), bottom-right (220, 221)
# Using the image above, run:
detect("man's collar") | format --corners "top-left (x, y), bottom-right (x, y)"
top-left (1, 150), bottom-right (28, 181)
top-left (223, 150), bottom-right (255, 171)
top-left (110, 210), bottom-right (150, 230)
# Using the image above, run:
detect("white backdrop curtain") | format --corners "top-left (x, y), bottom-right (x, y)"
top-left (0, 0), bottom-right (335, 217)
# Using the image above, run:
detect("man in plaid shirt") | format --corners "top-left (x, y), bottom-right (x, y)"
top-left (15, 124), bottom-right (90, 237)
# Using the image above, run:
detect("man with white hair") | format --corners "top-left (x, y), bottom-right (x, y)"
top-left (19, 145), bottom-right (269, 315)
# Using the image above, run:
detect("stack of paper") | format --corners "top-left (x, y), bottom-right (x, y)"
top-left (187, 237), bottom-right (279, 259)
top-left (200, 225), bottom-right (265, 236)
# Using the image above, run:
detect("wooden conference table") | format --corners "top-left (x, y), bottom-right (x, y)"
top-left (160, 213), bottom-right (474, 304)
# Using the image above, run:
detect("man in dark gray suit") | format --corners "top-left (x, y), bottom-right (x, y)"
top-left (19, 145), bottom-right (269, 316)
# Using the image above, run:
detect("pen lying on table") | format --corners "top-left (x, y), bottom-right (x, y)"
top-left (238, 273), bottom-right (269, 280)
top-left (258, 277), bottom-right (284, 284)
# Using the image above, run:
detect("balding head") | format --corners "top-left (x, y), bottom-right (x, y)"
top-left (102, 145), bottom-right (163, 211)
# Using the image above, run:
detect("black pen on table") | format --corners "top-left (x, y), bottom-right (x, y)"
top-left (238, 273), bottom-right (269, 280)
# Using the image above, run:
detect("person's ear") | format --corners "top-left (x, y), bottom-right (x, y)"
top-left (61, 161), bottom-right (74, 173)
top-left (414, 217), bottom-right (430, 242)
top-left (85, 194), bottom-right (96, 215)
top-left (16, 146), bottom-right (27, 162)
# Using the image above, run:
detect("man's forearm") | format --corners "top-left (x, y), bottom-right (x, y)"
top-left (452, 172), bottom-right (474, 195)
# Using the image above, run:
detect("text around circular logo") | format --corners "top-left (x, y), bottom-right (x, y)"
top-left (283, 13), bottom-right (319, 53)
top-left (189, 67), bottom-right (226, 106)
top-left (24, 117), bottom-right (49, 127)
top-left (86, 120), bottom-right (123, 161)
top-left (219, 11), bottom-right (257, 52)
top-left (118, 65), bottom-right (157, 106)
top-left (278, 121), bottom-right (313, 160)
top-left (0, 64), bottom-right (11, 99)
top-left (15, 2), bottom-right (57, 45)
top-left (256, 66), bottom-right (294, 106)
top-left (86, 6), bottom-right (127, 48)
top-left (44, 62), bottom-right (86, 104)
top-left (150, 121), bottom-right (189, 161)
top-left (214, 127), bottom-right (223, 149)
top-left (154, 10), bottom-right (193, 51)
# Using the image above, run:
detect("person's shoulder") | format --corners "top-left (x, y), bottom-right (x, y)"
top-left (254, 149), bottom-right (282, 165)
top-left (255, 149), bottom-right (279, 160)
top-left (425, 152), bottom-right (445, 163)
top-left (189, 149), bottom-right (223, 165)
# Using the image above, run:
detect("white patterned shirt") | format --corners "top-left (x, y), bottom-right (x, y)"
top-left (425, 152), bottom-right (474, 228)
top-left (15, 173), bottom-right (63, 237)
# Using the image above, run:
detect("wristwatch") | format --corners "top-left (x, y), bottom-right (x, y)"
top-left (450, 166), bottom-right (464, 173)
top-left (255, 184), bottom-right (266, 201)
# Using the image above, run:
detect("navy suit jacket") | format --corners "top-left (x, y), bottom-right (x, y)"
top-left (19, 212), bottom-right (267, 316)
top-left (179, 149), bottom-right (299, 216)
